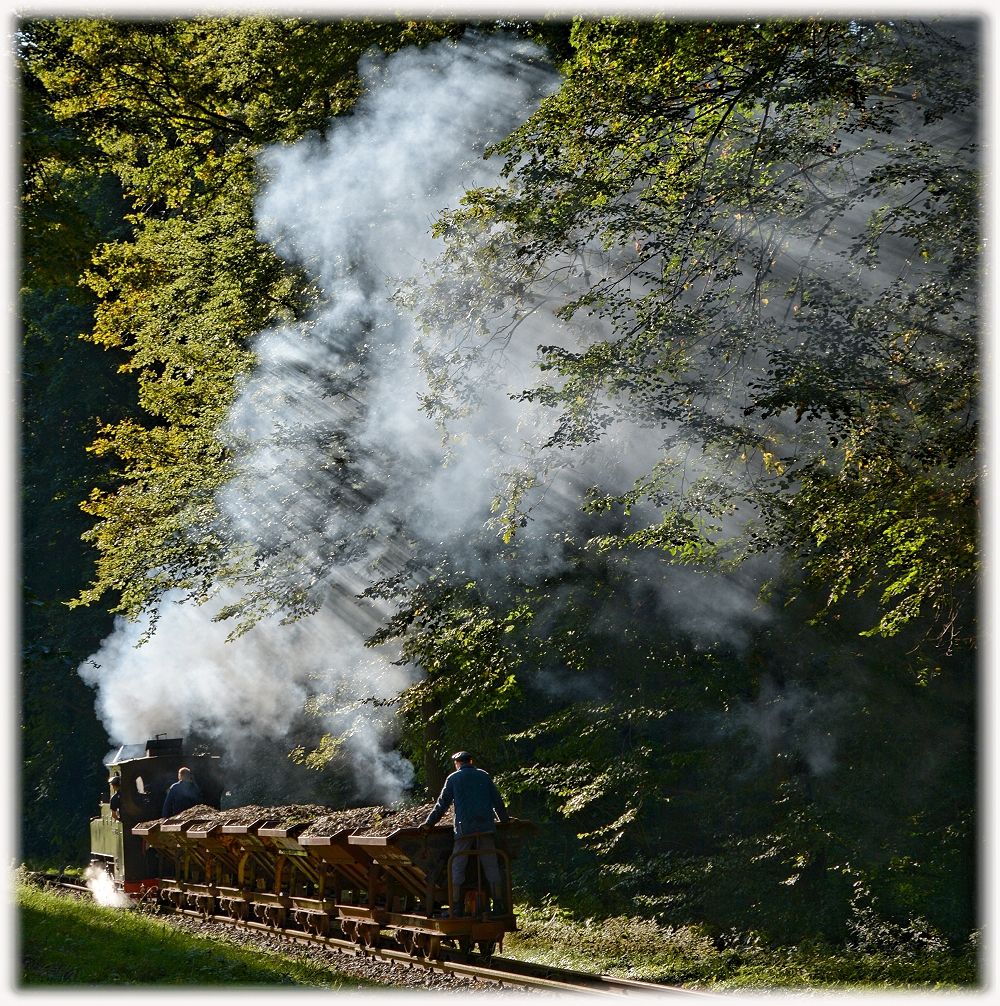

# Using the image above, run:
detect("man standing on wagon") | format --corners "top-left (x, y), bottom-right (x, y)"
top-left (420, 750), bottom-right (510, 918)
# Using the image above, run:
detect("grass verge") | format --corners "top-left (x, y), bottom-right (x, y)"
top-left (16, 876), bottom-right (379, 987)
top-left (504, 902), bottom-right (979, 990)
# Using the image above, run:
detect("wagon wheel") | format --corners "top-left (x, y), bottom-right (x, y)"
top-left (426, 935), bottom-right (443, 961)
top-left (458, 936), bottom-right (474, 956)
top-left (342, 919), bottom-right (358, 942)
top-left (362, 922), bottom-right (380, 948)
top-left (477, 939), bottom-right (497, 961)
top-left (313, 913), bottom-right (330, 937)
top-left (395, 929), bottom-right (415, 955)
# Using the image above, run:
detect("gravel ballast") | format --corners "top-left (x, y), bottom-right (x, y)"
top-left (160, 910), bottom-right (532, 992)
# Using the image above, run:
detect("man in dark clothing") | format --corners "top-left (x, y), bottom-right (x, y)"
top-left (421, 751), bottom-right (510, 916)
top-left (109, 775), bottom-right (122, 821)
top-left (162, 766), bottom-right (202, 818)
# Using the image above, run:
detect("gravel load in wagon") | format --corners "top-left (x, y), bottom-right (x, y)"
top-left (140, 802), bottom-right (453, 834)
top-left (140, 803), bottom-right (332, 830)
top-left (299, 802), bottom-right (453, 838)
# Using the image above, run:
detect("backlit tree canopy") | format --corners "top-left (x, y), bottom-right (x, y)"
top-left (404, 18), bottom-right (979, 649)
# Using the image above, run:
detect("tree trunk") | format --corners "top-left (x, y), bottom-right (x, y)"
top-left (422, 698), bottom-right (445, 800)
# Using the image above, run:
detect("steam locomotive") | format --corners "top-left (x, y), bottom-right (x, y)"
top-left (89, 736), bottom-right (225, 896)
top-left (89, 738), bottom-right (535, 959)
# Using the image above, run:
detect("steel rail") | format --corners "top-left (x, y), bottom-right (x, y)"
top-left (39, 876), bottom-right (715, 998)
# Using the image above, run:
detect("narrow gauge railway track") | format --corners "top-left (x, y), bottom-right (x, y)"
top-left (40, 875), bottom-right (712, 997)
top-left (166, 903), bottom-right (714, 998)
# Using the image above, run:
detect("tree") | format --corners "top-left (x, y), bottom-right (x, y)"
top-left (23, 17), bottom-right (468, 629)
top-left (404, 17), bottom-right (979, 650)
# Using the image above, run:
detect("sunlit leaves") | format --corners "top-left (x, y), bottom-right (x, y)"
top-left (408, 17), bottom-right (979, 648)
top-left (22, 18), bottom-right (464, 622)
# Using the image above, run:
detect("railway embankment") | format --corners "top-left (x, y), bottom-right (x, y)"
top-left (16, 872), bottom-right (529, 991)
top-left (17, 876), bottom-right (378, 988)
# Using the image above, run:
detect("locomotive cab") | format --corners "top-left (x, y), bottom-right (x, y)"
top-left (89, 737), bottom-right (224, 896)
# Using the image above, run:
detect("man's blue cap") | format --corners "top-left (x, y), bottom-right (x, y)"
top-left (451, 751), bottom-right (473, 763)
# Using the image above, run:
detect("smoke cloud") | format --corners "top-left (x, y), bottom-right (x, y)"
top-left (78, 34), bottom-right (560, 802)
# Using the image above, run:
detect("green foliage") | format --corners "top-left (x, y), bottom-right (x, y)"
top-left (405, 17), bottom-right (979, 647)
top-left (506, 901), bottom-right (978, 988)
top-left (22, 17), bottom-right (468, 623)
top-left (369, 530), bottom-right (975, 948)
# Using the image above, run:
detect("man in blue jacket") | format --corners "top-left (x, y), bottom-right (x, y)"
top-left (421, 751), bottom-right (510, 917)
top-left (162, 766), bottom-right (202, 818)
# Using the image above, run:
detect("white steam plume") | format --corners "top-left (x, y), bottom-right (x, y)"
top-left (83, 864), bottom-right (131, 908)
top-left (78, 34), bottom-right (559, 803)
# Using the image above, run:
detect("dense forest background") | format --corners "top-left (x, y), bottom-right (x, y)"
top-left (20, 16), bottom-right (978, 954)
